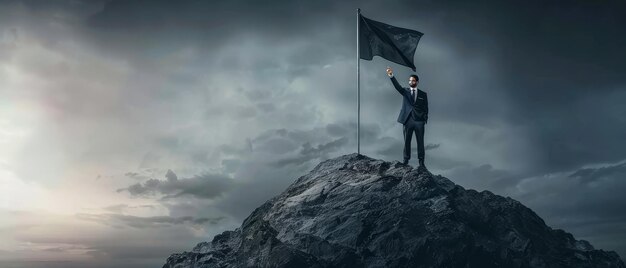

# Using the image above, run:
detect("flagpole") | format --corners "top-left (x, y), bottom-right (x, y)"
top-left (357, 8), bottom-right (361, 155)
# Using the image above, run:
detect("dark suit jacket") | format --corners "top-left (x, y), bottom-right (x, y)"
top-left (390, 76), bottom-right (428, 125)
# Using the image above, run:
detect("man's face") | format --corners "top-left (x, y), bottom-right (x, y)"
top-left (408, 77), bottom-right (418, 88)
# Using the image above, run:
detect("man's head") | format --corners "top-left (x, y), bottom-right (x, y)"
top-left (408, 74), bottom-right (419, 88)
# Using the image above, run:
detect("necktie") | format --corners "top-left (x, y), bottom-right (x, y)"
top-left (411, 89), bottom-right (415, 102)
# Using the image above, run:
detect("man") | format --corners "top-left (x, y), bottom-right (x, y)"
top-left (386, 66), bottom-right (428, 168)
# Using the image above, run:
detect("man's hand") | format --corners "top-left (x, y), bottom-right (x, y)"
top-left (386, 66), bottom-right (393, 77)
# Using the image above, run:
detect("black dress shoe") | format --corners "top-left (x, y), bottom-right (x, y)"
top-left (418, 159), bottom-right (425, 167)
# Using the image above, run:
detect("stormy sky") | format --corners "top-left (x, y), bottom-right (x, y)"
top-left (1, 0), bottom-right (625, 267)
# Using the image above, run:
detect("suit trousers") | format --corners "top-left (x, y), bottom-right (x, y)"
top-left (403, 117), bottom-right (425, 162)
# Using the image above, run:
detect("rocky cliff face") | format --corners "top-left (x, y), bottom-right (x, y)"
top-left (162, 153), bottom-right (625, 268)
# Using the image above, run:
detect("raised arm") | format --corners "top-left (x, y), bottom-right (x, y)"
top-left (386, 66), bottom-right (406, 96)
top-left (390, 76), bottom-right (406, 95)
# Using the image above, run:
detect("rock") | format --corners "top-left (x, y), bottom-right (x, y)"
top-left (162, 153), bottom-right (625, 268)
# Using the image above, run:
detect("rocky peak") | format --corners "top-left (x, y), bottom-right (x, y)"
top-left (163, 153), bottom-right (625, 268)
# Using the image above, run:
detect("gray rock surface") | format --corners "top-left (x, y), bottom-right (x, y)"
top-left (163, 153), bottom-right (625, 268)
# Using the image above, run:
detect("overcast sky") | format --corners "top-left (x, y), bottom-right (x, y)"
top-left (1, 0), bottom-right (625, 267)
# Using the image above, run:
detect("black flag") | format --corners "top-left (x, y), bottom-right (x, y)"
top-left (359, 14), bottom-right (423, 71)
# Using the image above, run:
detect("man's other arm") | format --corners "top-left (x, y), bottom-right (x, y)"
top-left (424, 92), bottom-right (429, 124)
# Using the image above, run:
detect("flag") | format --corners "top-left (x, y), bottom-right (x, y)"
top-left (359, 14), bottom-right (423, 71)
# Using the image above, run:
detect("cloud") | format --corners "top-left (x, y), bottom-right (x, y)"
top-left (102, 204), bottom-right (156, 214)
top-left (123, 172), bottom-right (151, 181)
top-left (271, 137), bottom-right (349, 167)
top-left (246, 124), bottom-right (358, 168)
top-left (567, 162), bottom-right (626, 185)
top-left (75, 213), bottom-right (223, 229)
top-left (425, 143), bottom-right (440, 150)
top-left (117, 170), bottom-right (234, 200)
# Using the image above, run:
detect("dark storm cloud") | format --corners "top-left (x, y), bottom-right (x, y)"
top-left (78, 0), bottom-right (354, 69)
top-left (75, 213), bottom-right (223, 229)
top-left (385, 0), bottom-right (626, 91)
top-left (116, 169), bottom-right (234, 200)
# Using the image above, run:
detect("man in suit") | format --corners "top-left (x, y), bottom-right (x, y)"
top-left (386, 66), bottom-right (428, 168)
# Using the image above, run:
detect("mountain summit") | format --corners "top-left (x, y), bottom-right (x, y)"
top-left (163, 153), bottom-right (624, 268)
